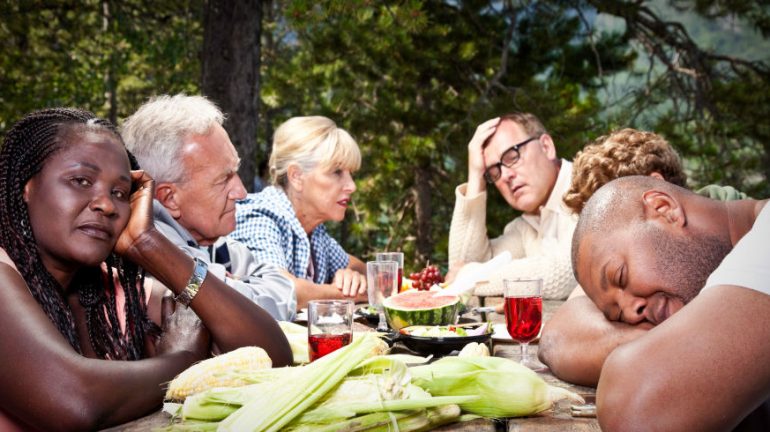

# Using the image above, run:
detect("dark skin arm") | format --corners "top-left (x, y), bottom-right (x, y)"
top-left (538, 295), bottom-right (651, 386)
top-left (597, 286), bottom-right (770, 431)
top-left (116, 171), bottom-right (292, 364)
top-left (0, 171), bottom-right (291, 431)
top-left (0, 264), bottom-right (208, 431)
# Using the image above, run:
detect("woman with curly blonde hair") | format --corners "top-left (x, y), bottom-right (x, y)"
top-left (563, 128), bottom-right (688, 214)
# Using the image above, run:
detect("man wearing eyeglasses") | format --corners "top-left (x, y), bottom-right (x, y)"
top-left (448, 112), bottom-right (578, 300)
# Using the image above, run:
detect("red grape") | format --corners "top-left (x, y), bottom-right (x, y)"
top-left (407, 264), bottom-right (444, 291)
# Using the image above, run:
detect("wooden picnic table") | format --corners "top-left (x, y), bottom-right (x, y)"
top-left (103, 300), bottom-right (598, 431)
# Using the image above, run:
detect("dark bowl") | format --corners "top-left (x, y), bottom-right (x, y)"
top-left (356, 306), bottom-right (380, 325)
top-left (397, 323), bottom-right (492, 356)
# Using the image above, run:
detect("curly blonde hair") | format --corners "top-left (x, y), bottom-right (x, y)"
top-left (564, 128), bottom-right (687, 214)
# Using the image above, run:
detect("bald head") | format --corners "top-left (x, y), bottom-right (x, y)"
top-left (571, 176), bottom-right (733, 323)
top-left (572, 176), bottom-right (689, 280)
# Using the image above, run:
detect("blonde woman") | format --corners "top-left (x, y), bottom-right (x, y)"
top-left (230, 116), bottom-right (367, 309)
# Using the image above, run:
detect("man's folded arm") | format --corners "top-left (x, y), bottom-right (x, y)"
top-left (596, 285), bottom-right (770, 431)
top-left (538, 295), bottom-right (651, 386)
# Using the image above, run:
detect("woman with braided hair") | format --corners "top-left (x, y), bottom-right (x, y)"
top-left (0, 108), bottom-right (291, 431)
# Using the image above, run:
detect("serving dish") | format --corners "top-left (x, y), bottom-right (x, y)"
top-left (356, 306), bottom-right (380, 325)
top-left (397, 323), bottom-right (492, 356)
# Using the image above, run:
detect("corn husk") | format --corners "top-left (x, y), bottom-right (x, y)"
top-left (409, 356), bottom-right (583, 418)
top-left (278, 321), bottom-right (310, 364)
top-left (219, 333), bottom-right (387, 431)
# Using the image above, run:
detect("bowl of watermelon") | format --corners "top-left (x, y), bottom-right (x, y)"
top-left (382, 290), bottom-right (460, 331)
top-left (398, 323), bottom-right (492, 356)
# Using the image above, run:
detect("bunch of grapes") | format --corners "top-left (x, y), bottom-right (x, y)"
top-left (408, 265), bottom-right (444, 291)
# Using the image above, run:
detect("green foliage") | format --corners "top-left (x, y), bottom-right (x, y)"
top-left (0, 0), bottom-right (203, 131)
top-left (2, 0), bottom-right (767, 272)
top-left (261, 0), bottom-right (632, 269)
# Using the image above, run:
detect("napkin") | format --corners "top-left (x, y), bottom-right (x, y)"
top-left (433, 251), bottom-right (513, 297)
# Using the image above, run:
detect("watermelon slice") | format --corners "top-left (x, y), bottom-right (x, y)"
top-left (383, 290), bottom-right (460, 331)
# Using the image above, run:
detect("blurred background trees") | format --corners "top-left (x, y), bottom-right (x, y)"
top-left (1, 0), bottom-right (768, 271)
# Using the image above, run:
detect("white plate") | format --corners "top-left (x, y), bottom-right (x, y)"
top-left (491, 323), bottom-right (513, 342)
top-left (295, 309), bottom-right (308, 322)
top-left (491, 323), bottom-right (542, 343)
top-left (294, 308), bottom-right (368, 323)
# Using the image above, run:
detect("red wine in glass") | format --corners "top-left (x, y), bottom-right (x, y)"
top-left (308, 332), bottom-right (352, 362)
top-left (504, 296), bottom-right (542, 343)
top-left (503, 278), bottom-right (545, 370)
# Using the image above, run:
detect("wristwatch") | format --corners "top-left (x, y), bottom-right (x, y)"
top-left (175, 257), bottom-right (208, 307)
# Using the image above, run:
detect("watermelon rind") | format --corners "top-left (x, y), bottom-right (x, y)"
top-left (382, 291), bottom-right (460, 331)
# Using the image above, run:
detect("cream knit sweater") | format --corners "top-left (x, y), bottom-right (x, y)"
top-left (448, 160), bottom-right (578, 300)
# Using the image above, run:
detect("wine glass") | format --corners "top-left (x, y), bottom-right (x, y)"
top-left (366, 261), bottom-right (398, 331)
top-left (503, 278), bottom-right (545, 370)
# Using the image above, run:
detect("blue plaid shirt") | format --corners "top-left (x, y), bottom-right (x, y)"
top-left (230, 186), bottom-right (350, 284)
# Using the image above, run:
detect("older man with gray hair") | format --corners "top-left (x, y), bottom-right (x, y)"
top-left (121, 94), bottom-right (296, 321)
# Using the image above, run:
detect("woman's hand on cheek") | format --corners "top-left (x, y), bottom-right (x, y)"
top-left (115, 170), bottom-right (156, 256)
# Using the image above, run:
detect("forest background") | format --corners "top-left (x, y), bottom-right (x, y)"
top-left (2, 0), bottom-right (769, 271)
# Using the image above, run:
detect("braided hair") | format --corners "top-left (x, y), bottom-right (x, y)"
top-left (0, 108), bottom-right (158, 360)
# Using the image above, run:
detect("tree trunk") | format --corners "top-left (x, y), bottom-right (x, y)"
top-left (201, 0), bottom-right (261, 191)
top-left (414, 165), bottom-right (433, 263)
top-left (102, 0), bottom-right (118, 125)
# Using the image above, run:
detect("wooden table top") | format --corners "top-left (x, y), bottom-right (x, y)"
top-left (103, 299), bottom-right (598, 431)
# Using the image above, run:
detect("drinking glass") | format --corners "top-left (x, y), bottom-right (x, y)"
top-left (307, 299), bottom-right (354, 362)
top-left (366, 260), bottom-right (398, 331)
top-left (376, 252), bottom-right (404, 291)
top-left (503, 278), bottom-right (545, 370)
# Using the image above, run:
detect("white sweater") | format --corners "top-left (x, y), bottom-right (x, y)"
top-left (448, 160), bottom-right (578, 300)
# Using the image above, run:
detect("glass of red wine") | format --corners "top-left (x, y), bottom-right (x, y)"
top-left (367, 260), bottom-right (399, 331)
top-left (307, 299), bottom-right (354, 362)
top-left (503, 278), bottom-right (545, 370)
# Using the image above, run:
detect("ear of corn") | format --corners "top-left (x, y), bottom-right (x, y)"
top-left (278, 321), bottom-right (310, 364)
top-left (457, 342), bottom-right (490, 357)
top-left (164, 346), bottom-right (272, 401)
top-left (217, 332), bottom-right (388, 432)
top-left (409, 356), bottom-right (583, 418)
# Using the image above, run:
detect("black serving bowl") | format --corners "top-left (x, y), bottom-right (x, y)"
top-left (356, 306), bottom-right (381, 326)
top-left (397, 323), bottom-right (492, 356)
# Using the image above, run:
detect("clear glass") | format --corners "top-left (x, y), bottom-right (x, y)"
top-left (375, 252), bottom-right (404, 292)
top-left (503, 278), bottom-right (545, 370)
top-left (366, 260), bottom-right (399, 331)
top-left (307, 299), bottom-right (354, 362)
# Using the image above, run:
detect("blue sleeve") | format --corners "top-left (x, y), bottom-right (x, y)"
top-left (231, 209), bottom-right (290, 271)
top-left (324, 234), bottom-right (350, 274)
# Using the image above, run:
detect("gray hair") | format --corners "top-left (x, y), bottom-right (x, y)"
top-left (121, 94), bottom-right (224, 183)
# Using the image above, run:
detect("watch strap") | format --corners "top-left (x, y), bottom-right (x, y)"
top-left (175, 257), bottom-right (208, 307)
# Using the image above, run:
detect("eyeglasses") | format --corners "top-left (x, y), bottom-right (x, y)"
top-left (483, 136), bottom-right (539, 183)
